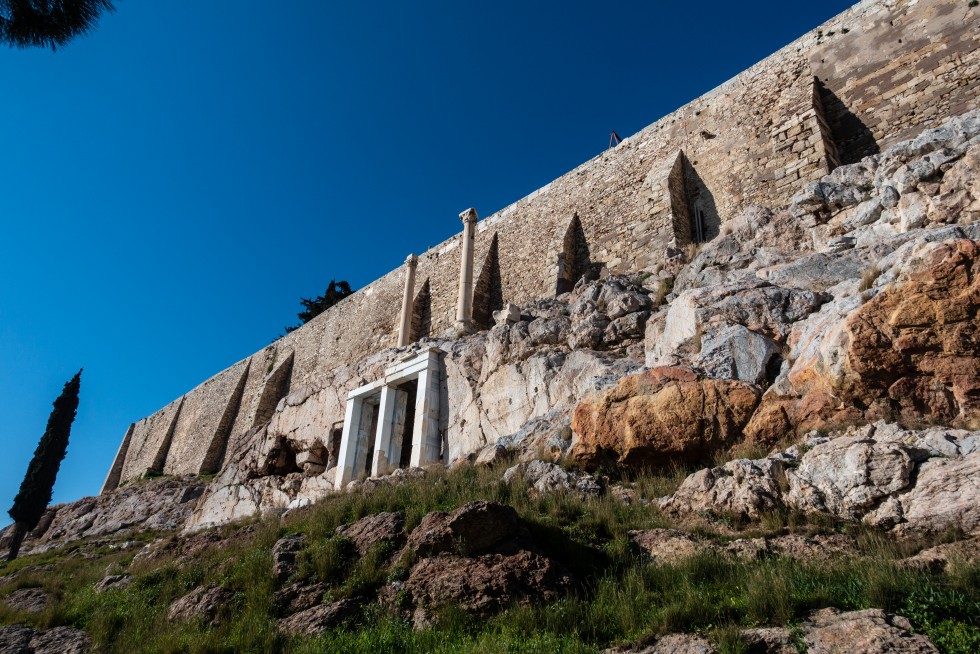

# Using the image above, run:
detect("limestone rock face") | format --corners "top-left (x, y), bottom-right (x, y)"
top-left (568, 367), bottom-right (761, 469)
top-left (662, 422), bottom-right (980, 535)
top-left (841, 239), bottom-right (979, 423)
top-left (646, 281), bottom-right (826, 384)
top-left (0, 476), bottom-right (205, 557)
top-left (749, 239), bottom-right (980, 441)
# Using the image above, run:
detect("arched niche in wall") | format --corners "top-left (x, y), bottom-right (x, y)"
top-left (667, 151), bottom-right (721, 246)
top-left (555, 213), bottom-right (593, 295)
top-left (813, 76), bottom-right (879, 166)
top-left (472, 232), bottom-right (503, 329)
top-left (253, 351), bottom-right (294, 429)
top-left (410, 278), bottom-right (432, 342)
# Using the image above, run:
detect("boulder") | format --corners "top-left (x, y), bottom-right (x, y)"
top-left (502, 460), bottom-right (601, 496)
top-left (662, 422), bottom-right (980, 534)
top-left (93, 574), bottom-right (133, 593)
top-left (696, 323), bottom-right (781, 384)
top-left (273, 582), bottom-right (327, 614)
top-left (335, 512), bottom-right (405, 556)
top-left (569, 367), bottom-right (761, 469)
top-left (405, 550), bottom-right (573, 619)
top-left (276, 599), bottom-right (361, 636)
top-left (659, 456), bottom-right (790, 520)
top-left (406, 501), bottom-right (519, 557)
top-left (3, 588), bottom-right (51, 613)
top-left (167, 584), bottom-right (234, 626)
top-left (493, 303), bottom-right (521, 325)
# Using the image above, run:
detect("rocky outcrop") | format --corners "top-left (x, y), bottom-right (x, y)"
top-left (568, 367), bottom-right (760, 469)
top-left (628, 529), bottom-right (854, 563)
top-left (405, 501), bottom-right (520, 558)
top-left (647, 282), bottom-right (827, 384)
top-left (0, 476), bottom-right (205, 557)
top-left (4, 587), bottom-right (51, 613)
top-left (273, 582), bottom-right (328, 615)
top-left (749, 239), bottom-right (980, 441)
top-left (276, 599), bottom-right (362, 636)
top-left (405, 550), bottom-right (573, 619)
top-left (272, 533), bottom-right (306, 583)
top-left (803, 608), bottom-right (938, 654)
top-left (335, 511), bottom-right (405, 555)
top-left (662, 422), bottom-right (980, 535)
top-left (628, 529), bottom-right (702, 563)
top-left (604, 634), bottom-right (717, 654)
top-left (167, 584), bottom-right (235, 627)
top-left (606, 608), bottom-right (938, 654)
top-left (501, 460), bottom-right (602, 496)
top-left (0, 625), bottom-right (91, 654)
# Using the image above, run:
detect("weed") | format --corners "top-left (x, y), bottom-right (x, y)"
top-left (858, 265), bottom-right (882, 293)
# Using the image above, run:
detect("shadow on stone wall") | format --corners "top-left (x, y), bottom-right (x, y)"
top-left (669, 151), bottom-right (721, 245)
top-left (473, 232), bottom-right (503, 329)
top-left (556, 214), bottom-right (593, 295)
top-left (412, 278), bottom-right (432, 341)
top-left (816, 79), bottom-right (880, 165)
top-left (685, 161), bottom-right (721, 243)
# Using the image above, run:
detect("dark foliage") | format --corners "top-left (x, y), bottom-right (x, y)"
top-left (283, 280), bottom-right (353, 334)
top-left (7, 370), bottom-right (81, 559)
top-left (0, 0), bottom-right (115, 49)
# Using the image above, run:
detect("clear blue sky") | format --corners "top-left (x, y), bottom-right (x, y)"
top-left (0, 0), bottom-right (856, 526)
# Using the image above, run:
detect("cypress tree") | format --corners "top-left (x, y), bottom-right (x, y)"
top-left (6, 369), bottom-right (82, 561)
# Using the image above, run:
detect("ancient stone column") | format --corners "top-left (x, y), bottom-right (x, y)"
top-left (456, 208), bottom-right (478, 328)
top-left (397, 254), bottom-right (418, 347)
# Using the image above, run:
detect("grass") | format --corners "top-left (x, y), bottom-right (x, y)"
top-left (1, 464), bottom-right (978, 653)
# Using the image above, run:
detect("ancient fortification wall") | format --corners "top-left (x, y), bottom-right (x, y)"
top-left (102, 0), bottom-right (980, 492)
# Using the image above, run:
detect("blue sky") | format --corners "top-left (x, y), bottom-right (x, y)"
top-left (0, 0), bottom-right (856, 526)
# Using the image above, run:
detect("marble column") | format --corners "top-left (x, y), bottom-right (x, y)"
top-left (334, 396), bottom-right (363, 489)
top-left (371, 385), bottom-right (408, 476)
top-left (409, 353), bottom-right (443, 467)
top-left (456, 208), bottom-right (478, 328)
top-left (397, 254), bottom-right (418, 347)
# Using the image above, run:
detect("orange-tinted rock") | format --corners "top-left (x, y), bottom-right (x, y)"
top-left (749, 240), bottom-right (980, 442)
top-left (568, 366), bottom-right (761, 469)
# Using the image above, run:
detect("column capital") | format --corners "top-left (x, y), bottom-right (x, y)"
top-left (459, 208), bottom-right (479, 225)
top-left (405, 254), bottom-right (418, 267)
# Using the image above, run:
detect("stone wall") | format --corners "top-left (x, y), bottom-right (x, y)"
top-left (103, 0), bottom-right (980, 491)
